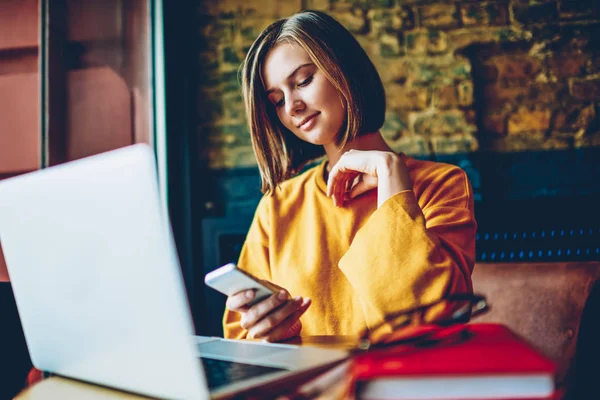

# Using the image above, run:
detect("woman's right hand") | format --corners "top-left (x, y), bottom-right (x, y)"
top-left (226, 281), bottom-right (311, 342)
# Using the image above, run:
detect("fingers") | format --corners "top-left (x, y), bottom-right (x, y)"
top-left (226, 290), bottom-right (257, 312)
top-left (328, 169), bottom-right (357, 207)
top-left (260, 298), bottom-right (312, 342)
top-left (246, 296), bottom-right (308, 339)
top-left (327, 150), bottom-right (380, 207)
top-left (240, 290), bottom-right (290, 330)
top-left (348, 174), bottom-right (378, 199)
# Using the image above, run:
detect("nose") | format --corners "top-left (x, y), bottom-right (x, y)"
top-left (284, 94), bottom-right (304, 117)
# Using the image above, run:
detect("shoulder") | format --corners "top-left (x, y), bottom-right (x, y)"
top-left (258, 161), bottom-right (323, 209)
top-left (405, 156), bottom-right (467, 183)
top-left (403, 155), bottom-right (473, 209)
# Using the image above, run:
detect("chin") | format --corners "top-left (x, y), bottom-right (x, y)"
top-left (302, 131), bottom-right (337, 146)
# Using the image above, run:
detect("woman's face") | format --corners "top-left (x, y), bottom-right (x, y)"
top-left (262, 42), bottom-right (346, 146)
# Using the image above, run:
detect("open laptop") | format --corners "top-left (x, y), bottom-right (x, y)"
top-left (0, 144), bottom-right (347, 399)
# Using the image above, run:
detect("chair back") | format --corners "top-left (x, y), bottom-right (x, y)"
top-left (472, 261), bottom-right (600, 388)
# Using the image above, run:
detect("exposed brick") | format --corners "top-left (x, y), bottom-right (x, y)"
top-left (575, 131), bottom-right (600, 148)
top-left (553, 104), bottom-right (596, 131)
top-left (389, 134), bottom-right (430, 157)
top-left (511, 2), bottom-right (559, 25)
top-left (482, 111), bottom-right (507, 135)
top-left (487, 55), bottom-right (543, 82)
top-left (483, 84), bottom-right (527, 109)
top-left (548, 53), bottom-right (586, 78)
top-left (381, 111), bottom-right (410, 141)
top-left (405, 30), bottom-right (428, 55)
top-left (379, 32), bottom-right (404, 57)
top-left (433, 85), bottom-right (457, 109)
top-left (540, 136), bottom-right (570, 150)
top-left (449, 27), bottom-right (532, 50)
top-left (221, 45), bottom-right (244, 68)
top-left (368, 6), bottom-right (415, 35)
top-left (355, 35), bottom-right (381, 67)
top-left (460, 2), bottom-right (509, 27)
top-left (207, 145), bottom-right (257, 169)
top-left (546, 131), bottom-right (578, 149)
top-left (447, 58), bottom-right (473, 82)
top-left (220, 92), bottom-right (246, 123)
top-left (457, 81), bottom-right (474, 106)
top-left (205, 0), bottom-right (302, 18)
top-left (482, 83), bottom-right (564, 109)
top-left (305, 0), bottom-right (329, 11)
top-left (206, 124), bottom-right (251, 146)
top-left (198, 0), bottom-right (600, 169)
top-left (200, 19), bottom-right (232, 47)
top-left (427, 30), bottom-right (448, 54)
top-left (559, 0), bottom-right (599, 20)
top-left (527, 84), bottom-right (568, 106)
top-left (239, 18), bottom-right (273, 45)
top-left (330, 9), bottom-right (368, 34)
top-left (198, 89), bottom-right (223, 123)
top-left (377, 57), bottom-right (412, 84)
top-left (430, 133), bottom-right (479, 154)
top-left (198, 50), bottom-right (220, 73)
top-left (405, 58), bottom-right (471, 85)
top-left (571, 78), bottom-right (600, 101)
top-left (369, 9), bottom-right (400, 35)
top-left (375, 0), bottom-right (395, 8)
top-left (419, 4), bottom-right (460, 29)
top-left (432, 83), bottom-right (474, 109)
top-left (472, 60), bottom-right (500, 81)
top-left (589, 52), bottom-right (600, 74)
top-left (406, 62), bottom-right (441, 85)
top-left (386, 84), bottom-right (429, 110)
top-left (484, 131), bottom-right (547, 152)
top-left (399, 6), bottom-right (416, 30)
top-left (410, 109), bottom-right (476, 136)
top-left (507, 107), bottom-right (552, 134)
top-left (530, 23), bottom-right (600, 52)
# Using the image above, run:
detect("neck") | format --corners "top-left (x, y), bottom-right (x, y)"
top-left (323, 131), bottom-right (393, 171)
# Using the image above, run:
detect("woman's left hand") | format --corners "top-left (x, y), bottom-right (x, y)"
top-left (326, 150), bottom-right (412, 208)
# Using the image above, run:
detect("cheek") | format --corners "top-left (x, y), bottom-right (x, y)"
top-left (317, 83), bottom-right (345, 121)
top-left (325, 92), bottom-right (346, 129)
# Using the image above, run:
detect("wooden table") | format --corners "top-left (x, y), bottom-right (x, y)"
top-left (16, 336), bottom-right (358, 400)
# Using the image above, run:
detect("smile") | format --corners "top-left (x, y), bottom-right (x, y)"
top-left (297, 113), bottom-right (320, 130)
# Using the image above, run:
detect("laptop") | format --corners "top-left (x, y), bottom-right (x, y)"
top-left (0, 144), bottom-right (347, 399)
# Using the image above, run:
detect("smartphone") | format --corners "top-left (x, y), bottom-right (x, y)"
top-left (204, 263), bottom-right (278, 306)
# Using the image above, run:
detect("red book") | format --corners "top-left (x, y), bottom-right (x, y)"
top-left (351, 323), bottom-right (556, 400)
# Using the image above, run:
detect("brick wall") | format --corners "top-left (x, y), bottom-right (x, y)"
top-left (197, 0), bottom-right (600, 169)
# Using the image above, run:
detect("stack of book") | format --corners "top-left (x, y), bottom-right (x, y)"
top-left (268, 323), bottom-right (557, 399)
top-left (350, 323), bottom-right (556, 400)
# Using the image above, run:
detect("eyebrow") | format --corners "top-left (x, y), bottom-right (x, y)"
top-left (265, 63), bottom-right (314, 95)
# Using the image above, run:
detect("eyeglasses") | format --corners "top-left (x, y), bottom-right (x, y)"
top-left (275, 294), bottom-right (490, 400)
top-left (355, 293), bottom-right (490, 352)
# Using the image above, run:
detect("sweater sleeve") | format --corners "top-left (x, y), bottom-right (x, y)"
top-left (223, 196), bottom-right (272, 339)
top-left (338, 166), bottom-right (476, 330)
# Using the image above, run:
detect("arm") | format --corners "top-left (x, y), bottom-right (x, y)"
top-left (329, 151), bottom-right (476, 329)
top-left (222, 196), bottom-right (310, 340)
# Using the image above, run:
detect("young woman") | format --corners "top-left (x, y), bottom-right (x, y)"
top-left (223, 10), bottom-right (476, 342)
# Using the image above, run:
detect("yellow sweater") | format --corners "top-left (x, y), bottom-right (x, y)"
top-left (223, 154), bottom-right (476, 338)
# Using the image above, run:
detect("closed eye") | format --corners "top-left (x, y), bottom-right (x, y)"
top-left (274, 98), bottom-right (284, 108)
top-left (298, 75), bottom-right (313, 87)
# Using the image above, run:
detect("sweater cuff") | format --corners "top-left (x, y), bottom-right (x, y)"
top-left (377, 190), bottom-right (422, 221)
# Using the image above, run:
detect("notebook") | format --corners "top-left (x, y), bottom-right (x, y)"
top-left (0, 144), bottom-right (347, 399)
top-left (351, 323), bottom-right (556, 400)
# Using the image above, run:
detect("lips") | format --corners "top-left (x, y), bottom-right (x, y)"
top-left (297, 112), bottom-right (320, 129)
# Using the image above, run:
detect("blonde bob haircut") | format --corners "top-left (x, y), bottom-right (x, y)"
top-left (241, 10), bottom-right (386, 194)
